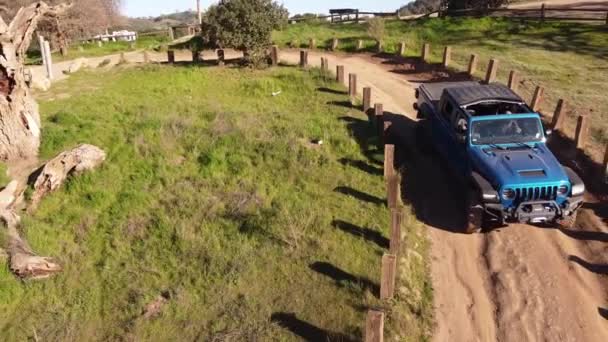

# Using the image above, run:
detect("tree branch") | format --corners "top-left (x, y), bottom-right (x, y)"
top-left (5, 2), bottom-right (71, 62)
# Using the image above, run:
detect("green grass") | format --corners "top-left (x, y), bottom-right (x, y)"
top-left (26, 35), bottom-right (170, 65)
top-left (0, 65), bottom-right (431, 340)
top-left (274, 17), bottom-right (608, 150)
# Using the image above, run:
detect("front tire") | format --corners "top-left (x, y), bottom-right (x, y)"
top-left (465, 190), bottom-right (484, 234)
top-left (558, 210), bottom-right (578, 230)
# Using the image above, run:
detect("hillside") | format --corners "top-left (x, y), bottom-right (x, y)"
top-left (123, 10), bottom-right (198, 32)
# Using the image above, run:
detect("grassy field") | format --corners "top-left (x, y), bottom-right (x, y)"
top-left (26, 35), bottom-right (170, 65)
top-left (273, 17), bottom-right (608, 154)
top-left (0, 64), bottom-right (431, 340)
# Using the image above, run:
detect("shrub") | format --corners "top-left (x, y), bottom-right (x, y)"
top-left (367, 17), bottom-right (386, 51)
top-left (203, 0), bottom-right (288, 67)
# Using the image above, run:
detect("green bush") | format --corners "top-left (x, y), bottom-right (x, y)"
top-left (203, 0), bottom-right (288, 67)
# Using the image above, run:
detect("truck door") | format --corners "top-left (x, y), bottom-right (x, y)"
top-left (449, 112), bottom-right (471, 178)
top-left (432, 98), bottom-right (457, 159)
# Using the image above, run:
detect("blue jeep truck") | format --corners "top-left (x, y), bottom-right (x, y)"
top-left (415, 82), bottom-right (585, 233)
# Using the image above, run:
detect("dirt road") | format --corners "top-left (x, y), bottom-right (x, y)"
top-left (37, 49), bottom-right (608, 341)
top-left (282, 50), bottom-right (608, 342)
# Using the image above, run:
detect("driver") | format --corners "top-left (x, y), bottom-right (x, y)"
top-left (501, 120), bottom-right (523, 135)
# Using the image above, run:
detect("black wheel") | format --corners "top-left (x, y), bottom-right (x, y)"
top-left (465, 190), bottom-right (484, 234)
top-left (557, 210), bottom-right (578, 230)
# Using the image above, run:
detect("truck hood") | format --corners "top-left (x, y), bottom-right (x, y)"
top-left (471, 144), bottom-right (569, 187)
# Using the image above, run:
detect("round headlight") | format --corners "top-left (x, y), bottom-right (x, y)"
top-left (502, 188), bottom-right (516, 200)
top-left (558, 185), bottom-right (569, 195)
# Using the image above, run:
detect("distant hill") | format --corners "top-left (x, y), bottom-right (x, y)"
top-left (122, 10), bottom-right (198, 33)
top-left (399, 0), bottom-right (441, 15)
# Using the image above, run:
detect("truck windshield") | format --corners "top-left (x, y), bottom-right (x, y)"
top-left (471, 117), bottom-right (543, 145)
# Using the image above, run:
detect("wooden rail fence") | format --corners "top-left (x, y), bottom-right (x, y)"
top-left (446, 3), bottom-right (608, 23)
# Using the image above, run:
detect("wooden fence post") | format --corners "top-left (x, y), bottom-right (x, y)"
top-left (551, 99), bottom-right (566, 131)
top-left (119, 52), bottom-right (127, 64)
top-left (421, 43), bottom-right (430, 62)
top-left (603, 145), bottom-right (608, 184)
top-left (363, 87), bottom-right (372, 113)
top-left (365, 310), bottom-right (384, 342)
top-left (167, 50), bottom-right (175, 64)
top-left (309, 38), bottom-right (316, 50)
top-left (168, 27), bottom-right (175, 41)
top-left (143, 51), bottom-right (150, 63)
top-left (384, 144), bottom-right (395, 179)
top-left (575, 115), bottom-right (589, 150)
top-left (375, 104), bottom-right (384, 139)
top-left (387, 174), bottom-right (399, 209)
top-left (390, 209), bottom-right (402, 255)
top-left (508, 71), bottom-right (518, 92)
top-left (468, 54), bottom-right (478, 76)
top-left (380, 253), bottom-right (397, 299)
top-left (349, 73), bottom-right (357, 98)
top-left (217, 49), bottom-right (225, 66)
top-left (320, 57), bottom-right (326, 72)
top-left (300, 50), bottom-right (308, 67)
top-left (331, 38), bottom-right (339, 51)
top-left (484, 59), bottom-right (498, 84)
top-left (270, 45), bottom-right (279, 66)
top-left (531, 86), bottom-right (544, 112)
top-left (398, 42), bottom-right (406, 56)
top-left (541, 3), bottom-right (546, 22)
top-left (442, 46), bottom-right (451, 68)
top-left (43, 40), bottom-right (53, 79)
top-left (357, 40), bottom-right (364, 51)
top-left (336, 65), bottom-right (345, 83)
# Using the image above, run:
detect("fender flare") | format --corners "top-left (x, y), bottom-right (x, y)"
top-left (563, 166), bottom-right (585, 197)
top-left (470, 171), bottom-right (500, 203)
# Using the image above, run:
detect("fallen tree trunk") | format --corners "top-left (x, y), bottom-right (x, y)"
top-left (0, 144), bottom-right (105, 279)
top-left (30, 144), bottom-right (106, 210)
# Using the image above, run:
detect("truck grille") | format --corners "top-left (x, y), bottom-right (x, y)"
top-left (514, 186), bottom-right (558, 202)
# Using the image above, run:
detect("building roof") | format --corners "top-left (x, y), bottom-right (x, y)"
top-left (330, 9), bottom-right (359, 14)
top-left (445, 83), bottom-right (523, 106)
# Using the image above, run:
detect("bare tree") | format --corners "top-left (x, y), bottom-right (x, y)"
top-left (1, 0), bottom-right (123, 54)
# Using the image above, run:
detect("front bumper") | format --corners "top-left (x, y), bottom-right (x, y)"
top-left (506, 196), bottom-right (584, 224)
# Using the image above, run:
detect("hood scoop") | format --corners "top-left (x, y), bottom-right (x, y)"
top-left (518, 169), bottom-right (546, 177)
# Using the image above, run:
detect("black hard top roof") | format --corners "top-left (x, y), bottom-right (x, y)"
top-left (444, 83), bottom-right (523, 106)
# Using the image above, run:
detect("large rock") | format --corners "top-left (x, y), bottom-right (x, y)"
top-left (31, 77), bottom-right (51, 91)
top-left (64, 57), bottom-right (88, 74)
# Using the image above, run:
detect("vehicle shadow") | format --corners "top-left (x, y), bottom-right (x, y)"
top-left (309, 261), bottom-right (380, 295)
top-left (568, 255), bottom-right (608, 275)
top-left (338, 106), bottom-right (469, 233)
top-left (271, 312), bottom-right (357, 342)
top-left (599, 307), bottom-right (608, 320)
top-left (332, 219), bottom-right (389, 249)
top-left (385, 112), bottom-right (469, 233)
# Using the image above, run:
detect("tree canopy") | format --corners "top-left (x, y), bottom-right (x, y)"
top-left (202, 0), bottom-right (288, 66)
